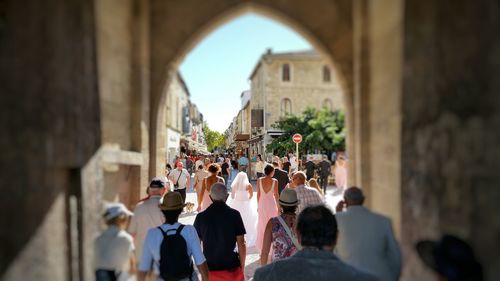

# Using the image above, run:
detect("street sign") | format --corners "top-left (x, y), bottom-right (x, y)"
top-left (292, 133), bottom-right (302, 144)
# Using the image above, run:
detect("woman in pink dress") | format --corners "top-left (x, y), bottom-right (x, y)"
top-left (197, 163), bottom-right (225, 212)
top-left (255, 164), bottom-right (279, 252)
top-left (335, 156), bottom-right (348, 193)
top-left (260, 188), bottom-right (300, 265)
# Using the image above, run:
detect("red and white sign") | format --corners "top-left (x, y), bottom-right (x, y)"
top-left (292, 133), bottom-right (302, 144)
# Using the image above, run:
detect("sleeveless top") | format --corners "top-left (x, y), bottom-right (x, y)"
top-left (200, 176), bottom-right (223, 211)
top-left (271, 215), bottom-right (299, 261)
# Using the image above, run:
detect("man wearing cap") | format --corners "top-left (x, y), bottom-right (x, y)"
top-left (95, 203), bottom-right (135, 281)
top-left (335, 187), bottom-right (401, 281)
top-left (289, 171), bottom-right (324, 215)
top-left (129, 178), bottom-right (166, 262)
top-left (138, 192), bottom-right (209, 281)
top-left (168, 162), bottom-right (191, 203)
top-left (194, 183), bottom-right (246, 281)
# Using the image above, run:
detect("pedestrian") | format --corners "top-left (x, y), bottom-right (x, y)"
top-left (271, 161), bottom-right (289, 194)
top-left (95, 203), bottom-right (135, 281)
top-left (281, 156), bottom-right (291, 174)
top-left (195, 156), bottom-right (205, 171)
top-left (335, 187), bottom-right (401, 281)
top-left (194, 183), bottom-right (247, 281)
top-left (416, 235), bottom-right (483, 281)
top-left (220, 157), bottom-right (230, 187)
top-left (289, 171), bottom-right (324, 215)
top-left (137, 192), bottom-right (209, 281)
top-left (317, 155), bottom-right (332, 194)
top-left (238, 154), bottom-right (249, 173)
top-left (304, 158), bottom-right (316, 180)
top-left (197, 163), bottom-right (225, 212)
top-left (168, 162), bottom-right (191, 203)
top-left (272, 155), bottom-right (281, 169)
top-left (334, 155), bottom-right (347, 192)
top-left (185, 156), bottom-right (194, 174)
top-left (255, 165), bottom-right (280, 252)
top-left (193, 164), bottom-right (209, 199)
top-left (307, 178), bottom-right (324, 196)
top-left (129, 178), bottom-right (166, 262)
top-left (255, 154), bottom-right (266, 178)
top-left (289, 153), bottom-right (298, 173)
top-left (254, 205), bottom-right (379, 281)
top-left (226, 160), bottom-right (239, 189)
top-left (229, 171), bottom-right (257, 247)
top-left (260, 188), bottom-right (300, 265)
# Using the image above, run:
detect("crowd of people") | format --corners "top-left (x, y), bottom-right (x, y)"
top-left (94, 152), bottom-right (483, 281)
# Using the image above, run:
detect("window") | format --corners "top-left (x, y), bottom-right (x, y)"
top-left (322, 98), bottom-right (333, 110)
top-left (282, 64), bottom-right (290, 82)
top-left (323, 65), bottom-right (331, 82)
top-left (281, 98), bottom-right (292, 116)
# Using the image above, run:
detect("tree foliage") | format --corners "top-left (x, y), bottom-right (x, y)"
top-left (203, 122), bottom-right (225, 152)
top-left (266, 107), bottom-right (345, 156)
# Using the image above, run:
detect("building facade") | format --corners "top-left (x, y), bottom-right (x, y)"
top-left (164, 73), bottom-right (208, 166)
top-left (247, 49), bottom-right (344, 156)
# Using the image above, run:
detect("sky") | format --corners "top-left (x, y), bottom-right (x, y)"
top-left (179, 13), bottom-right (312, 133)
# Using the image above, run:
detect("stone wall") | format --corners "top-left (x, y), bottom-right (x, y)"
top-left (401, 0), bottom-right (500, 280)
top-left (0, 0), bottom-right (100, 279)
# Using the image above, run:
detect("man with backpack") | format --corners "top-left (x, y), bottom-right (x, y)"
top-left (138, 192), bottom-right (209, 281)
top-left (194, 183), bottom-right (246, 281)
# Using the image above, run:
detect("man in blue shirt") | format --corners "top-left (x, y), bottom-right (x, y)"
top-left (237, 154), bottom-right (249, 173)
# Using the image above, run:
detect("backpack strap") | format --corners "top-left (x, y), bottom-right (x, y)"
top-left (176, 224), bottom-right (185, 235)
top-left (157, 226), bottom-right (166, 236)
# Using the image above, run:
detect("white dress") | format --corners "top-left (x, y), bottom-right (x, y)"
top-left (228, 172), bottom-right (257, 247)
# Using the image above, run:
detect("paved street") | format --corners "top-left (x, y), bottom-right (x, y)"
top-left (179, 184), bottom-right (343, 280)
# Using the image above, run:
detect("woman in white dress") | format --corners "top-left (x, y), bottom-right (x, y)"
top-left (229, 171), bottom-right (257, 247)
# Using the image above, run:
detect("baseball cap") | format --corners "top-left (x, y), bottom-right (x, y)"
top-left (103, 203), bottom-right (133, 220)
top-left (149, 177), bottom-right (166, 188)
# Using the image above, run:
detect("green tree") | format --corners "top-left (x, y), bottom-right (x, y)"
top-left (203, 122), bottom-right (225, 152)
top-left (266, 107), bottom-right (345, 156)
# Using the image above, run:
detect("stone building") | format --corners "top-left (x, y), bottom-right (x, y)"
top-left (2, 1), bottom-right (499, 281)
top-left (163, 72), bottom-right (208, 166)
top-left (163, 72), bottom-right (189, 165)
top-left (247, 49), bottom-right (344, 155)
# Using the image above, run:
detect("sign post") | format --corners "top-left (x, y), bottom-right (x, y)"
top-left (292, 133), bottom-right (303, 167)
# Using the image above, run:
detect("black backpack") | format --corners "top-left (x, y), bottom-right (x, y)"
top-left (157, 225), bottom-right (194, 281)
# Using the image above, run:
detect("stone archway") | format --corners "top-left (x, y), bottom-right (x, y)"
top-left (148, 0), bottom-right (357, 184)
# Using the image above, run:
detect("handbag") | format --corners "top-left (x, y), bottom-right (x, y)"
top-left (173, 170), bottom-right (183, 190)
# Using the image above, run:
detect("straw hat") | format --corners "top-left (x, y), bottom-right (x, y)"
top-left (279, 188), bottom-right (299, 206)
top-left (159, 192), bottom-right (185, 210)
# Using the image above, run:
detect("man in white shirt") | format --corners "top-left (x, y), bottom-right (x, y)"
top-left (168, 162), bottom-right (191, 203)
top-left (129, 178), bottom-right (166, 262)
top-left (335, 187), bottom-right (402, 281)
top-left (289, 153), bottom-right (298, 173)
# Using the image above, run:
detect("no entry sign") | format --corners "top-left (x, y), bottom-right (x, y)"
top-left (292, 133), bottom-right (302, 144)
